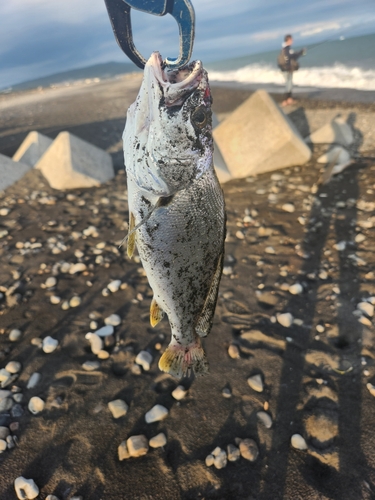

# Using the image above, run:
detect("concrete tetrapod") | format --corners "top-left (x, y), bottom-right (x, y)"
top-left (213, 90), bottom-right (311, 180)
top-left (0, 154), bottom-right (31, 191)
top-left (35, 132), bottom-right (114, 190)
top-left (13, 131), bottom-right (53, 167)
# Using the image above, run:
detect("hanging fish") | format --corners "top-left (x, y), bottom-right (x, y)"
top-left (123, 52), bottom-right (226, 378)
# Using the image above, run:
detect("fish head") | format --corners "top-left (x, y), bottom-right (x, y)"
top-left (124, 52), bottom-right (213, 197)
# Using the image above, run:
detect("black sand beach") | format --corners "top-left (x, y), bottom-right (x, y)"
top-left (0, 75), bottom-right (375, 499)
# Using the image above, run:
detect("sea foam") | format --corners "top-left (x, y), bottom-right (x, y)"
top-left (208, 63), bottom-right (375, 91)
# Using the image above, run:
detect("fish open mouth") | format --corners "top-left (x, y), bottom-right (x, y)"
top-left (147, 52), bottom-right (203, 106)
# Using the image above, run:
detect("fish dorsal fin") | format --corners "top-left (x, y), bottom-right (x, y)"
top-left (127, 212), bottom-right (136, 258)
top-left (150, 297), bottom-right (164, 327)
top-left (195, 252), bottom-right (224, 338)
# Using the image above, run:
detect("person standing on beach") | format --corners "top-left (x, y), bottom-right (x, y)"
top-left (278, 34), bottom-right (306, 106)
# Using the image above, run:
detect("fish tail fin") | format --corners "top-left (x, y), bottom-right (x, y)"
top-left (127, 212), bottom-right (136, 258)
top-left (150, 297), bottom-right (164, 327)
top-left (158, 338), bottom-right (209, 378)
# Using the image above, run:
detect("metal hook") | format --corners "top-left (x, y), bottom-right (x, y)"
top-left (104, 0), bottom-right (195, 70)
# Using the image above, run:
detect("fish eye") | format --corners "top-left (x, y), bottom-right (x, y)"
top-left (191, 106), bottom-right (208, 128)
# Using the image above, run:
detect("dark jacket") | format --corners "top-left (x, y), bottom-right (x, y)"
top-left (278, 45), bottom-right (304, 72)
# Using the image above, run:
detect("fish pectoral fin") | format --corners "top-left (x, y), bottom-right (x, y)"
top-left (150, 297), bottom-right (164, 327)
top-left (127, 212), bottom-right (136, 258)
top-left (195, 252), bottom-right (224, 338)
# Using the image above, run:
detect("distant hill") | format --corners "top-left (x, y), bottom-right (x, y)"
top-left (2, 61), bottom-right (140, 93)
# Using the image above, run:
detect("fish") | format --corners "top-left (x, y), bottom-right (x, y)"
top-left (123, 52), bottom-right (226, 378)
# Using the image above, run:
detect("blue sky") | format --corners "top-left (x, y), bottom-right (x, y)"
top-left (1, 0), bottom-right (375, 88)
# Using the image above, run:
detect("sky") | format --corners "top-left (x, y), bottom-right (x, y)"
top-left (1, 0), bottom-right (375, 88)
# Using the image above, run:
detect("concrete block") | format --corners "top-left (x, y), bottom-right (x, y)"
top-left (0, 154), bottom-right (31, 191)
top-left (212, 113), bottom-right (232, 183)
top-left (35, 132), bottom-right (114, 190)
top-left (306, 116), bottom-right (353, 147)
top-left (213, 90), bottom-right (311, 180)
top-left (13, 131), bottom-right (53, 167)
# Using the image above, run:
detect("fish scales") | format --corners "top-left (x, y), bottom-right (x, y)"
top-left (123, 52), bottom-right (226, 378)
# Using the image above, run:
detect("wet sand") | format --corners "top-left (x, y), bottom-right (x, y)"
top-left (0, 76), bottom-right (375, 499)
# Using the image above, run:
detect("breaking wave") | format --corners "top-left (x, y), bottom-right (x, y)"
top-left (208, 63), bottom-right (375, 91)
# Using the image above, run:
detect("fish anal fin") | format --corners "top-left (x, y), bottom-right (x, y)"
top-left (127, 212), bottom-right (136, 258)
top-left (196, 252), bottom-right (224, 338)
top-left (158, 339), bottom-right (209, 378)
top-left (150, 297), bottom-right (164, 327)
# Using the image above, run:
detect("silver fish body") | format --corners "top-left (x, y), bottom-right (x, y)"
top-left (123, 52), bottom-right (226, 377)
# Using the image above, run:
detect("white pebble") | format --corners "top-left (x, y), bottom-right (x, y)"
top-left (5, 361), bottom-right (21, 374)
top-left (291, 434), bottom-right (308, 450)
top-left (366, 383), bottom-right (375, 397)
top-left (46, 496), bottom-right (60, 500)
top-left (334, 241), bottom-right (346, 251)
top-left (9, 329), bottom-right (22, 342)
top-left (27, 373), bottom-right (41, 389)
top-left (316, 324), bottom-right (325, 333)
top-left (355, 233), bottom-right (366, 243)
top-left (288, 283), bottom-right (303, 295)
top-left (239, 439), bottom-right (259, 461)
top-left (0, 439), bottom-right (7, 452)
top-left (277, 312), bottom-right (294, 328)
top-left (281, 203), bottom-right (295, 213)
top-left (107, 280), bottom-right (121, 293)
top-left (108, 399), bottom-right (128, 419)
top-left (90, 321), bottom-right (98, 330)
top-left (50, 296), bottom-right (61, 305)
top-left (97, 350), bottom-right (109, 359)
top-left (14, 477), bottom-right (39, 499)
top-left (69, 263), bottom-right (87, 274)
top-left (28, 397), bottom-right (45, 415)
top-left (265, 246), bottom-right (275, 254)
top-left (357, 302), bottom-right (374, 318)
top-left (257, 411), bottom-right (272, 428)
top-left (172, 385), bottom-right (187, 401)
top-left (69, 296), bottom-right (81, 308)
top-left (228, 344), bottom-right (240, 359)
top-left (145, 404), bottom-right (168, 423)
top-left (214, 449), bottom-right (227, 469)
top-left (227, 444), bottom-right (240, 461)
top-left (247, 374), bottom-right (264, 393)
top-left (118, 441), bottom-right (130, 460)
top-left (235, 231), bottom-right (245, 240)
top-left (104, 314), bottom-right (121, 326)
top-left (222, 266), bottom-right (233, 276)
top-left (149, 432), bottom-right (167, 448)
top-left (95, 325), bottom-right (114, 337)
top-left (42, 336), bottom-right (58, 353)
top-left (86, 333), bottom-right (103, 355)
top-left (205, 454), bottom-right (214, 466)
top-left (135, 350), bottom-right (153, 371)
top-left (0, 369), bottom-right (11, 384)
top-left (61, 301), bottom-right (70, 310)
top-left (222, 387), bottom-right (232, 398)
top-left (45, 277), bottom-right (57, 288)
top-left (82, 361), bottom-right (100, 371)
top-left (127, 435), bottom-right (149, 457)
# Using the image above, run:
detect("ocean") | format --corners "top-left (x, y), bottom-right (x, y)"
top-left (206, 33), bottom-right (375, 92)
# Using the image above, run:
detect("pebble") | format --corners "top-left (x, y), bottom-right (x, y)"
top-left (28, 396), bottom-right (45, 415)
top-left (97, 350), bottom-right (110, 359)
top-left (149, 432), bottom-right (167, 448)
top-left (127, 435), bottom-right (149, 457)
top-left (235, 231), bottom-right (245, 240)
top-left (86, 333), bottom-right (103, 355)
top-left (131, 364), bottom-right (142, 375)
top-left (277, 312), bottom-right (294, 328)
top-left (291, 434), bottom-right (308, 450)
top-left (0, 369), bottom-right (11, 385)
top-left (44, 277), bottom-right (57, 288)
top-left (222, 266), bottom-right (233, 276)
top-left (108, 399), bottom-right (128, 419)
top-left (135, 350), bottom-right (153, 371)
top-left (288, 283), bottom-right (303, 295)
top-left (214, 449), bottom-right (227, 469)
top-left (50, 295), bottom-right (61, 305)
top-left (31, 338), bottom-right (43, 348)
top-left (107, 280), bottom-right (122, 293)
top-left (0, 391), bottom-right (13, 411)
top-left (42, 336), bottom-right (58, 353)
top-left (14, 477), bottom-right (39, 499)
top-left (281, 203), bottom-right (295, 213)
top-left (205, 454), bottom-right (214, 467)
top-left (69, 263), bottom-right (87, 274)
top-left (69, 296), bottom-right (81, 308)
top-left (118, 441), bottom-right (130, 460)
top-left (265, 246), bottom-right (275, 254)
top-left (366, 383), bottom-right (375, 397)
top-left (172, 385), bottom-right (187, 401)
top-left (256, 291), bottom-right (279, 306)
top-left (104, 314), bottom-right (121, 326)
top-left (145, 404), bottom-right (168, 423)
top-left (334, 241), bottom-right (346, 251)
top-left (9, 329), bottom-right (22, 342)
top-left (0, 426), bottom-right (10, 439)
top-left (257, 411), bottom-right (272, 429)
top-left (316, 324), bottom-right (325, 333)
top-left (5, 361), bottom-right (21, 374)
top-left (357, 302), bottom-right (374, 318)
top-left (239, 439), bottom-right (259, 462)
top-left (0, 439), bottom-right (7, 452)
top-left (61, 301), bottom-right (70, 310)
top-left (27, 373), bottom-right (41, 389)
top-left (46, 496), bottom-right (60, 500)
top-left (82, 361), bottom-right (100, 371)
top-left (228, 344), bottom-right (240, 359)
top-left (95, 325), bottom-right (114, 337)
top-left (90, 321), bottom-right (98, 330)
top-left (355, 233), bottom-right (366, 243)
top-left (222, 387), bottom-right (232, 398)
top-left (247, 374), bottom-right (264, 393)
top-left (227, 444), bottom-right (240, 462)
